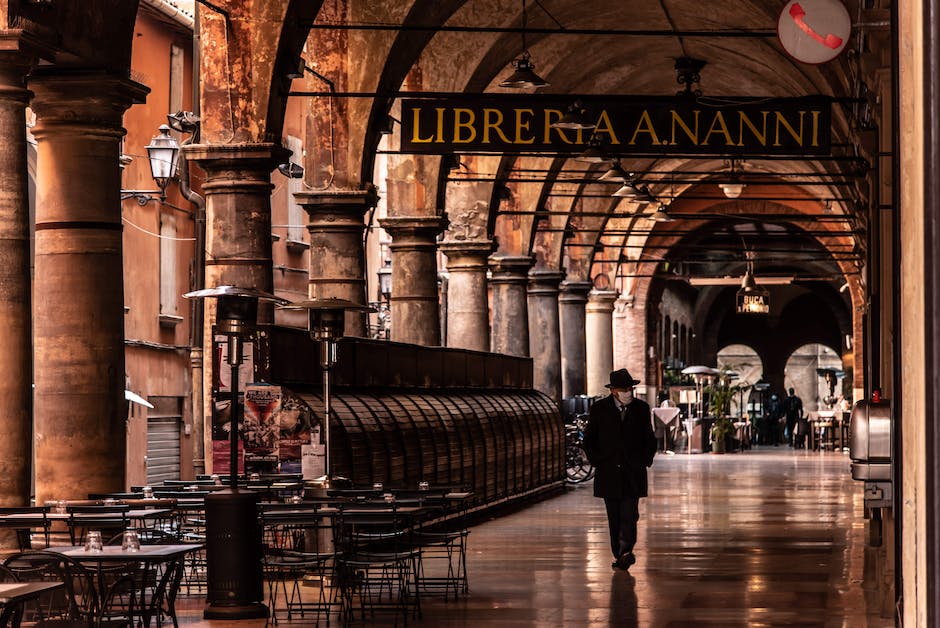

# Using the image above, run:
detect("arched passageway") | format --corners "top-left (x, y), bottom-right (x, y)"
top-left (4, 0), bottom-right (938, 623)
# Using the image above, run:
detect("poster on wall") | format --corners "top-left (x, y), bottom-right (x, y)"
top-left (243, 385), bottom-right (282, 474)
top-left (277, 390), bottom-right (315, 475)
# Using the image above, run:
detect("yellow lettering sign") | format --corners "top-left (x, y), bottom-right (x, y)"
top-left (702, 111), bottom-right (734, 146)
top-left (737, 111), bottom-right (768, 147)
top-left (453, 108), bottom-right (476, 143)
top-left (629, 110), bottom-right (660, 145)
top-left (483, 109), bottom-right (512, 144)
top-left (670, 110), bottom-right (699, 145)
top-left (592, 110), bottom-right (620, 145)
top-left (514, 108), bottom-right (535, 144)
top-left (774, 111), bottom-right (804, 146)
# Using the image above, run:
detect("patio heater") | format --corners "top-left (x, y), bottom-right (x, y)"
top-left (183, 285), bottom-right (286, 620)
top-left (279, 298), bottom-right (374, 485)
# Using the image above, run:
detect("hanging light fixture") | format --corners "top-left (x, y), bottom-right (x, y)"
top-left (613, 182), bottom-right (641, 198)
top-left (736, 271), bottom-right (770, 314)
top-left (735, 252), bottom-right (769, 314)
top-left (499, 0), bottom-right (549, 89)
top-left (646, 205), bottom-right (674, 222)
top-left (552, 101), bottom-right (595, 130)
top-left (598, 161), bottom-right (632, 182)
top-left (719, 159), bottom-right (746, 199)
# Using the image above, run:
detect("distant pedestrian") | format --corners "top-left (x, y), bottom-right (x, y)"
top-left (764, 393), bottom-right (782, 445)
top-left (784, 387), bottom-right (804, 447)
top-left (584, 369), bottom-right (658, 571)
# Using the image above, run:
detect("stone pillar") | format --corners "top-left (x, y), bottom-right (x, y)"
top-left (559, 281), bottom-right (592, 398)
top-left (185, 144), bottom-right (288, 310)
top-left (440, 240), bottom-right (494, 352)
top-left (0, 48), bottom-right (36, 511)
top-left (184, 144), bottom-right (287, 475)
top-left (296, 189), bottom-right (374, 337)
top-left (379, 216), bottom-right (445, 346)
top-left (489, 255), bottom-right (534, 357)
top-left (528, 270), bottom-right (566, 402)
top-left (586, 290), bottom-right (618, 397)
top-left (29, 71), bottom-right (149, 503)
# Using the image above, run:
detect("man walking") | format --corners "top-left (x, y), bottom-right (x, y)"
top-left (784, 387), bottom-right (804, 447)
top-left (584, 368), bottom-right (658, 570)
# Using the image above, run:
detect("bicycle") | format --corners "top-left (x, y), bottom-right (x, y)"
top-left (565, 415), bottom-right (595, 484)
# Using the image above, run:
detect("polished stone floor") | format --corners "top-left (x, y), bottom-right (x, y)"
top-left (176, 447), bottom-right (892, 627)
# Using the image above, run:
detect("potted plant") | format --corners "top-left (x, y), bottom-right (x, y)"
top-left (706, 370), bottom-right (746, 454)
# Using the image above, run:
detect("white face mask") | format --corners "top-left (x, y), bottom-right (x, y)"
top-left (615, 390), bottom-right (633, 405)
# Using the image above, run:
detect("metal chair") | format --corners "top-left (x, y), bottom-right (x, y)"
top-left (261, 504), bottom-right (339, 625)
top-left (0, 506), bottom-right (52, 550)
top-left (3, 550), bottom-right (136, 628)
top-left (333, 504), bottom-right (421, 626)
top-left (65, 505), bottom-right (130, 546)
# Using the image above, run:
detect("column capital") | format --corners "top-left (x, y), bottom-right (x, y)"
top-left (528, 269), bottom-right (566, 295)
top-left (489, 255), bottom-right (535, 282)
top-left (559, 280), bottom-right (593, 304)
top-left (440, 240), bottom-right (496, 271)
top-left (294, 188), bottom-right (378, 216)
top-left (183, 142), bottom-right (292, 170)
top-left (587, 289), bottom-right (620, 313)
top-left (379, 215), bottom-right (447, 236)
top-left (380, 215), bottom-right (446, 252)
top-left (29, 70), bottom-right (148, 137)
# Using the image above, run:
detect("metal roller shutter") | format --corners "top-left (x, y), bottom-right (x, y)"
top-left (147, 397), bottom-right (182, 484)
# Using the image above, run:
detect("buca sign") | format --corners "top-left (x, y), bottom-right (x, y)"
top-left (400, 95), bottom-right (831, 156)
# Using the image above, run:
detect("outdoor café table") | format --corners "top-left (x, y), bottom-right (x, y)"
top-left (52, 544), bottom-right (201, 627)
top-left (0, 582), bottom-right (64, 628)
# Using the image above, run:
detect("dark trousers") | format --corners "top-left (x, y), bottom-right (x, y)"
top-left (604, 496), bottom-right (640, 559)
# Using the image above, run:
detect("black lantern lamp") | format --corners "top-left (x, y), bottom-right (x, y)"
top-left (278, 298), bottom-right (374, 486)
top-left (182, 285), bottom-right (287, 620)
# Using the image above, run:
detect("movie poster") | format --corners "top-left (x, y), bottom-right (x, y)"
top-left (277, 390), bottom-right (314, 475)
top-left (243, 385), bottom-right (282, 473)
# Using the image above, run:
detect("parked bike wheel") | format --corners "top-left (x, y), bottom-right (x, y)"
top-left (566, 445), bottom-right (595, 483)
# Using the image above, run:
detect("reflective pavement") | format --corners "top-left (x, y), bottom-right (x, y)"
top-left (176, 447), bottom-right (892, 627)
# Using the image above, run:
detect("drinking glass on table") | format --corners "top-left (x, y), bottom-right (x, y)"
top-left (121, 530), bottom-right (141, 552)
top-left (85, 530), bottom-right (103, 553)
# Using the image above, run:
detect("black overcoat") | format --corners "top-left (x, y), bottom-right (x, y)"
top-left (583, 394), bottom-right (657, 499)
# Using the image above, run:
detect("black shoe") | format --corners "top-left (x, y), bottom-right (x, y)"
top-left (615, 552), bottom-right (636, 570)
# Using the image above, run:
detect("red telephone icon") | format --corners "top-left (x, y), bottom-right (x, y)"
top-left (789, 3), bottom-right (843, 50)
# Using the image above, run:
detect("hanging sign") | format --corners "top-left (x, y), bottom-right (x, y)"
top-left (736, 289), bottom-right (770, 314)
top-left (777, 0), bottom-right (852, 64)
top-left (400, 95), bottom-right (831, 156)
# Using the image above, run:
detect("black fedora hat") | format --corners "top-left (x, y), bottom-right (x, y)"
top-left (605, 368), bottom-right (641, 389)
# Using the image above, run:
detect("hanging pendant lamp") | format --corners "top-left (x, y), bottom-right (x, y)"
top-left (499, 0), bottom-right (549, 89)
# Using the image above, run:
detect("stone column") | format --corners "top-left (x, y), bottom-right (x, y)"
top-left (489, 255), bottom-right (534, 357)
top-left (29, 71), bottom-right (149, 503)
top-left (379, 216), bottom-right (445, 346)
top-left (440, 240), bottom-right (494, 352)
top-left (184, 144), bottom-right (288, 474)
top-left (528, 270), bottom-right (566, 402)
top-left (0, 47), bottom-right (37, 511)
top-left (296, 189), bottom-right (374, 337)
top-left (559, 281), bottom-right (592, 398)
top-left (586, 290), bottom-right (618, 396)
